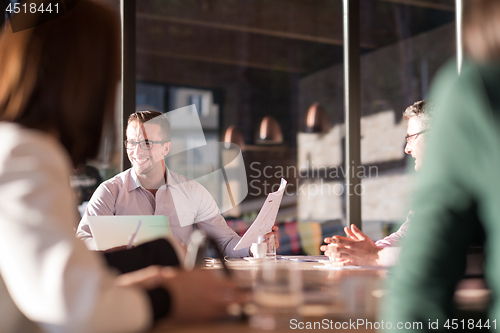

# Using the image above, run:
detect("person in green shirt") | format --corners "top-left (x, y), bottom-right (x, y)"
top-left (381, 0), bottom-right (500, 330)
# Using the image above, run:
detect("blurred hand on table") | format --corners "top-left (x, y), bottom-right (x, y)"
top-left (116, 266), bottom-right (244, 322)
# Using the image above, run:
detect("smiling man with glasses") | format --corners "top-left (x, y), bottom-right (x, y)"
top-left (77, 111), bottom-right (276, 257)
top-left (123, 113), bottom-right (171, 192)
top-left (321, 100), bottom-right (434, 266)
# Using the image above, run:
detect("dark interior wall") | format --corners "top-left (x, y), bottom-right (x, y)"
top-left (299, 22), bottom-right (456, 129)
top-left (237, 68), bottom-right (300, 146)
top-left (134, 0), bottom-right (454, 152)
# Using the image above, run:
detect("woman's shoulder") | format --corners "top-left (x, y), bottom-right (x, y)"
top-left (0, 122), bottom-right (62, 149)
top-left (0, 122), bottom-right (71, 173)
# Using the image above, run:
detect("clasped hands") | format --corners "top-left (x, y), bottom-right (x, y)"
top-left (320, 224), bottom-right (381, 266)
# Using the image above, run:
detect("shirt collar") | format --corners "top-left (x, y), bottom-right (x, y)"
top-left (128, 167), bottom-right (180, 192)
top-left (128, 169), bottom-right (142, 192)
top-left (165, 167), bottom-right (182, 188)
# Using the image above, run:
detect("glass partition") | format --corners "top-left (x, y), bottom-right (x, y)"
top-left (124, 0), bottom-right (457, 253)
top-left (298, 0), bottom-right (455, 240)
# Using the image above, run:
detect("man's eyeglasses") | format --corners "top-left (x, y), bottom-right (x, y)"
top-left (405, 130), bottom-right (428, 144)
top-left (124, 140), bottom-right (167, 150)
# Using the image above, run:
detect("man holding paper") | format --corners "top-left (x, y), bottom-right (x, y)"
top-left (77, 111), bottom-right (278, 257)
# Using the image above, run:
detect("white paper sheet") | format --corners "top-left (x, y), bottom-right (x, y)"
top-left (233, 178), bottom-right (287, 251)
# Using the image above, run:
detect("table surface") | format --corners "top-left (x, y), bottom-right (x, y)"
top-left (150, 257), bottom-right (385, 333)
top-left (152, 320), bottom-right (376, 333)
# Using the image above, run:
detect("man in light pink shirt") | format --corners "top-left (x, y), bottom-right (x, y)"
top-left (321, 101), bottom-right (434, 266)
top-left (77, 111), bottom-right (277, 257)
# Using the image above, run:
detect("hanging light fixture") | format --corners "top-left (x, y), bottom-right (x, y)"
top-left (223, 125), bottom-right (245, 150)
top-left (256, 116), bottom-right (283, 144)
top-left (305, 103), bottom-right (330, 133)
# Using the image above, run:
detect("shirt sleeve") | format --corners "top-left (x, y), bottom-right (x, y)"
top-left (197, 215), bottom-right (250, 258)
top-left (378, 247), bottom-right (401, 267)
top-left (375, 211), bottom-right (412, 248)
top-left (193, 183), bottom-right (249, 257)
top-left (0, 130), bottom-right (152, 333)
top-left (381, 61), bottom-right (493, 328)
top-left (76, 182), bottom-right (119, 250)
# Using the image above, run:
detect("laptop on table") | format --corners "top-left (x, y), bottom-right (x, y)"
top-left (86, 215), bottom-right (170, 251)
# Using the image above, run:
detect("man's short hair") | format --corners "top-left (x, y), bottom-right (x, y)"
top-left (128, 111), bottom-right (171, 141)
top-left (403, 100), bottom-right (434, 130)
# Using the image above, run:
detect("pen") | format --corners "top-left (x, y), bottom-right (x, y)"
top-left (127, 220), bottom-right (142, 249)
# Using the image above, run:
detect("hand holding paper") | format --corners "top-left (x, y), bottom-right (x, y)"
top-left (234, 179), bottom-right (287, 251)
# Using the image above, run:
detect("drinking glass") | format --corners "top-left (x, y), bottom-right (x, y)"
top-left (266, 234), bottom-right (276, 260)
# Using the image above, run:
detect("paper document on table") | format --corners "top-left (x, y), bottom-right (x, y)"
top-left (313, 265), bottom-right (388, 271)
top-left (233, 178), bottom-right (287, 251)
top-left (279, 255), bottom-right (330, 262)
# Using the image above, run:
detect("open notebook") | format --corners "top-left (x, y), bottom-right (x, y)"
top-left (87, 215), bottom-right (170, 251)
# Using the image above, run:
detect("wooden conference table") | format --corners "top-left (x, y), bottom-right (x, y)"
top-left (150, 257), bottom-right (385, 333)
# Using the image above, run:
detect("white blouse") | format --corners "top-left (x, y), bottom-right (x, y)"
top-left (0, 123), bottom-right (152, 333)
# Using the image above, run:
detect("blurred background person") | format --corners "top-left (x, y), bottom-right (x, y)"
top-left (70, 164), bottom-right (102, 218)
top-left (321, 100), bottom-right (434, 267)
top-left (0, 1), bottom-right (238, 332)
top-left (71, 165), bottom-right (103, 207)
top-left (381, 0), bottom-right (500, 330)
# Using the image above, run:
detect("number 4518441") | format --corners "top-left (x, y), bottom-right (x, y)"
top-left (6, 2), bottom-right (59, 14)
top-left (444, 319), bottom-right (496, 330)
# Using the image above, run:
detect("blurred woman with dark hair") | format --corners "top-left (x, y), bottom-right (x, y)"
top-left (382, 0), bottom-right (500, 330)
top-left (0, 1), bottom-right (236, 332)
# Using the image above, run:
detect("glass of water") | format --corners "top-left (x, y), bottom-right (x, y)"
top-left (265, 234), bottom-right (276, 260)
